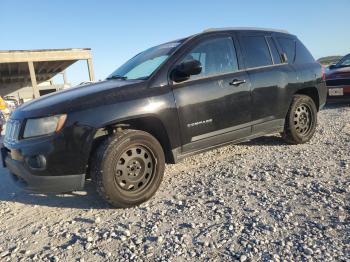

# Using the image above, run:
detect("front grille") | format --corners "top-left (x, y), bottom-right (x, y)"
top-left (4, 119), bottom-right (21, 145)
top-left (326, 78), bottom-right (350, 86)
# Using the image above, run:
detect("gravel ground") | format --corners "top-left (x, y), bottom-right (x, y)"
top-left (0, 104), bottom-right (349, 262)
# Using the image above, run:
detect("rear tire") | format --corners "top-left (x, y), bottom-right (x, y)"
top-left (90, 129), bottom-right (165, 208)
top-left (282, 95), bottom-right (317, 144)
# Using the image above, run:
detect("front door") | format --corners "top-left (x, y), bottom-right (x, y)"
top-left (171, 35), bottom-right (252, 153)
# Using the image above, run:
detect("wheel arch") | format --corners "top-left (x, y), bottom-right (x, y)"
top-left (90, 115), bottom-right (175, 165)
top-left (295, 87), bottom-right (320, 110)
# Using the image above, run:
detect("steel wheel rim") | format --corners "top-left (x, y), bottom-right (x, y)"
top-left (293, 103), bottom-right (313, 136)
top-left (113, 145), bottom-right (155, 193)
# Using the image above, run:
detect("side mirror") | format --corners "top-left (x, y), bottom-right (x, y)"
top-left (281, 53), bottom-right (288, 63)
top-left (171, 59), bottom-right (202, 83)
top-left (328, 64), bottom-right (337, 70)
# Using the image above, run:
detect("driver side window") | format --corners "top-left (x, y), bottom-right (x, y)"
top-left (180, 37), bottom-right (239, 80)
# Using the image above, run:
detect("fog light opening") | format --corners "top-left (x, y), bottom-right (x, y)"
top-left (26, 155), bottom-right (47, 170)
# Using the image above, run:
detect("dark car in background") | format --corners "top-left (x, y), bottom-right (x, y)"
top-left (326, 53), bottom-right (350, 102)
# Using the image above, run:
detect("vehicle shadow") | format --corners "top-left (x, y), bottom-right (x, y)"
top-left (240, 102), bottom-right (350, 147)
top-left (0, 136), bottom-right (286, 209)
top-left (240, 135), bottom-right (286, 147)
top-left (0, 167), bottom-right (111, 209)
top-left (323, 101), bottom-right (350, 109)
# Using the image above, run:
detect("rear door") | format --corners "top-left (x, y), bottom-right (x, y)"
top-left (238, 32), bottom-right (296, 133)
top-left (171, 34), bottom-right (252, 152)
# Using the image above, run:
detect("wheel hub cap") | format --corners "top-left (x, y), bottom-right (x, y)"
top-left (294, 104), bottom-right (312, 135)
top-left (127, 159), bottom-right (142, 177)
top-left (114, 146), bottom-right (155, 192)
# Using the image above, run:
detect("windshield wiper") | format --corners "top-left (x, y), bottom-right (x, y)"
top-left (106, 75), bottom-right (128, 80)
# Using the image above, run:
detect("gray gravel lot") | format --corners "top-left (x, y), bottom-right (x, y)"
top-left (0, 104), bottom-right (349, 261)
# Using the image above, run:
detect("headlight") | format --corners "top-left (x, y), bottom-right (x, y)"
top-left (23, 114), bottom-right (67, 138)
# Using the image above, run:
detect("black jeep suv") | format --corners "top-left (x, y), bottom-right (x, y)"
top-left (1, 28), bottom-right (326, 207)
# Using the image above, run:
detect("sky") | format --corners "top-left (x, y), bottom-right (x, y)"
top-left (1, 0), bottom-right (350, 85)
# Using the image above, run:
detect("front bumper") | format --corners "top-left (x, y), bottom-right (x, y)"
top-left (1, 145), bottom-right (85, 193)
top-left (326, 85), bottom-right (350, 103)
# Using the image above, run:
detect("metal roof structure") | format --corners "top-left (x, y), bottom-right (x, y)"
top-left (0, 48), bottom-right (94, 98)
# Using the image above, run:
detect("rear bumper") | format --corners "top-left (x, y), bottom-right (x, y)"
top-left (1, 146), bottom-right (85, 193)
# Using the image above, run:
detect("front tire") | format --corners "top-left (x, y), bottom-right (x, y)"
top-left (282, 95), bottom-right (317, 144)
top-left (90, 130), bottom-right (165, 208)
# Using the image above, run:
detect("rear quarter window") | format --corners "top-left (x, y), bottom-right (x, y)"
top-left (277, 37), bottom-right (296, 63)
top-left (294, 40), bottom-right (315, 64)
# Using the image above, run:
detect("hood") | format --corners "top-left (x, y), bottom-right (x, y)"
top-left (326, 66), bottom-right (350, 79)
top-left (12, 79), bottom-right (146, 119)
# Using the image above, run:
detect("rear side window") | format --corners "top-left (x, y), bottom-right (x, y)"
top-left (294, 40), bottom-right (315, 64)
top-left (241, 36), bottom-right (272, 68)
top-left (277, 37), bottom-right (296, 63)
top-left (179, 37), bottom-right (239, 80)
top-left (266, 37), bottom-right (281, 64)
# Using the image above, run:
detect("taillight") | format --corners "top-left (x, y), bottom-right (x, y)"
top-left (321, 65), bottom-right (326, 81)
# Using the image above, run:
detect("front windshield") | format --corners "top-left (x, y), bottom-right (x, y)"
top-left (107, 41), bottom-right (182, 80)
top-left (338, 55), bottom-right (350, 67)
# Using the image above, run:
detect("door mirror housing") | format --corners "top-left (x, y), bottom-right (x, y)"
top-left (171, 59), bottom-right (202, 83)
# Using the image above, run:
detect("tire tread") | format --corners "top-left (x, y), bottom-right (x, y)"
top-left (282, 94), bottom-right (317, 144)
top-left (90, 129), bottom-right (164, 208)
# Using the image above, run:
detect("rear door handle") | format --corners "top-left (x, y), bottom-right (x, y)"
top-left (229, 79), bottom-right (246, 86)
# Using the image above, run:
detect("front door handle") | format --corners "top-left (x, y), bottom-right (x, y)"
top-left (229, 79), bottom-right (246, 86)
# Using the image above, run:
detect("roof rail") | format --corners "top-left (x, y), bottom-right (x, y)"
top-left (203, 27), bottom-right (290, 34)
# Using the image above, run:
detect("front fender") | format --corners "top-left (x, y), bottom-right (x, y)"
top-left (68, 90), bottom-right (181, 165)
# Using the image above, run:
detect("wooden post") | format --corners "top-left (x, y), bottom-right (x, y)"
top-left (28, 61), bottom-right (40, 98)
top-left (87, 58), bottom-right (95, 82)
